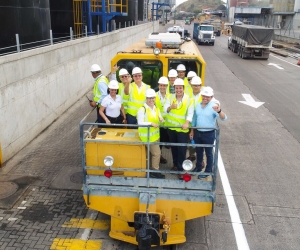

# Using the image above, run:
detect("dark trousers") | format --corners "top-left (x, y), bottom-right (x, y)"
top-left (96, 107), bottom-right (105, 127)
top-left (167, 129), bottom-right (189, 171)
top-left (126, 114), bottom-right (137, 126)
top-left (159, 127), bottom-right (169, 149)
top-left (194, 130), bottom-right (215, 173)
top-left (106, 114), bottom-right (124, 124)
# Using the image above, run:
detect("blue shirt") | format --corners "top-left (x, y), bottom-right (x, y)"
top-left (192, 100), bottom-right (227, 131)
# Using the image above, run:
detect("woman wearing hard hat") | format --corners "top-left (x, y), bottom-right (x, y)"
top-left (155, 76), bottom-right (171, 164)
top-left (124, 67), bottom-right (150, 125)
top-left (99, 80), bottom-right (126, 126)
top-left (117, 68), bottom-right (132, 115)
top-left (164, 78), bottom-right (194, 179)
top-left (137, 89), bottom-right (165, 179)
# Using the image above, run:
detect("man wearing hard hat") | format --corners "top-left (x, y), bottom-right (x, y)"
top-left (164, 78), bottom-right (194, 179)
top-left (190, 86), bottom-right (227, 181)
top-left (176, 64), bottom-right (189, 88)
top-left (124, 67), bottom-right (150, 124)
top-left (167, 69), bottom-right (178, 94)
top-left (137, 89), bottom-right (165, 179)
top-left (89, 64), bottom-right (117, 124)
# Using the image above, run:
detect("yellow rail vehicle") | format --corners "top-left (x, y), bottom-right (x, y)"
top-left (81, 34), bottom-right (219, 249)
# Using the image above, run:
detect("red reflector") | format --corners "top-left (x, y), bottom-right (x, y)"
top-left (104, 169), bottom-right (112, 178)
top-left (183, 173), bottom-right (191, 182)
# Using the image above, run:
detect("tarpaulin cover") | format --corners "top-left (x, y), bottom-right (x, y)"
top-left (232, 25), bottom-right (274, 46)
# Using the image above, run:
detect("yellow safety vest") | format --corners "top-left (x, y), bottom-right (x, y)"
top-left (93, 75), bottom-right (109, 103)
top-left (118, 83), bottom-right (129, 113)
top-left (185, 84), bottom-right (193, 97)
top-left (155, 92), bottom-right (170, 123)
top-left (183, 77), bottom-right (189, 87)
top-left (193, 93), bottom-right (202, 107)
top-left (127, 82), bottom-right (150, 117)
top-left (165, 94), bottom-right (194, 133)
top-left (138, 105), bottom-right (160, 142)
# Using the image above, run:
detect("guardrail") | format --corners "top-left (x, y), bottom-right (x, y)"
top-left (0, 20), bottom-right (142, 56)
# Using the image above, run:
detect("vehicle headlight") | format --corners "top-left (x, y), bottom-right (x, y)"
top-left (182, 160), bottom-right (193, 171)
top-left (104, 156), bottom-right (114, 167)
top-left (153, 47), bottom-right (161, 55)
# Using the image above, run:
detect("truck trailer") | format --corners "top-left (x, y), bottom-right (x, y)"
top-left (228, 24), bottom-right (274, 59)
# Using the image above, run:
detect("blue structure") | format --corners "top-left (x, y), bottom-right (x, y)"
top-left (151, 2), bottom-right (170, 21)
top-left (84, 0), bottom-right (128, 34)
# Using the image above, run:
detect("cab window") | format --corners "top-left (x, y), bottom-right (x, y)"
top-left (169, 60), bottom-right (202, 79)
top-left (116, 60), bottom-right (162, 90)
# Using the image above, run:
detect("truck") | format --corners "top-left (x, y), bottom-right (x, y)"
top-left (210, 19), bottom-right (222, 36)
top-left (228, 24), bottom-right (274, 59)
top-left (193, 23), bottom-right (215, 46)
top-left (79, 34), bottom-right (222, 249)
top-left (167, 25), bottom-right (190, 38)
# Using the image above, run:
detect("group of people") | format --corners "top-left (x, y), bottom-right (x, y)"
top-left (89, 63), bottom-right (227, 180)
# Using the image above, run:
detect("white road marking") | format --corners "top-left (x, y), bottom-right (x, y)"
top-left (239, 94), bottom-right (264, 108)
top-left (268, 63), bottom-right (284, 69)
top-left (80, 209), bottom-right (98, 240)
top-left (270, 54), bottom-right (300, 68)
top-left (218, 151), bottom-right (250, 250)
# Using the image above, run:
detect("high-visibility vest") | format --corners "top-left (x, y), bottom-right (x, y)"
top-left (155, 91), bottom-right (171, 121)
top-left (138, 105), bottom-right (160, 142)
top-left (93, 75), bottom-right (109, 103)
top-left (167, 82), bottom-right (175, 94)
top-left (127, 82), bottom-right (150, 117)
top-left (183, 77), bottom-right (189, 87)
top-left (118, 83), bottom-right (129, 113)
top-left (164, 94), bottom-right (194, 133)
top-left (193, 93), bottom-right (202, 107)
top-left (185, 84), bottom-right (193, 97)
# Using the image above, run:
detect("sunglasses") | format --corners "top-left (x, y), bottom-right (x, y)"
top-left (133, 74), bottom-right (142, 77)
top-left (120, 75), bottom-right (128, 78)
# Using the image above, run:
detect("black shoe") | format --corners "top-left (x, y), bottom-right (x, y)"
top-left (150, 172), bottom-right (165, 179)
top-left (160, 156), bottom-right (167, 164)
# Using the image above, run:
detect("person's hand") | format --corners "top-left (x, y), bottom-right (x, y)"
top-left (122, 119), bottom-right (127, 124)
top-left (170, 102), bottom-right (177, 110)
top-left (112, 64), bottom-right (119, 74)
top-left (159, 117), bottom-right (164, 123)
top-left (105, 119), bottom-right (111, 124)
top-left (90, 101), bottom-right (97, 107)
top-left (127, 76), bottom-right (132, 83)
top-left (182, 121), bottom-right (189, 130)
top-left (151, 123), bottom-right (159, 128)
top-left (212, 105), bottom-right (221, 112)
top-left (189, 130), bottom-right (194, 139)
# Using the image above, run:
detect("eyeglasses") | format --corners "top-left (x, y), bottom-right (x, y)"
top-left (133, 74), bottom-right (142, 77)
top-left (120, 75), bottom-right (128, 78)
top-left (177, 71), bottom-right (185, 74)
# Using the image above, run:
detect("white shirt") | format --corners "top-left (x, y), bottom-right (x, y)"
top-left (137, 104), bottom-right (162, 125)
top-left (101, 94), bottom-right (123, 117)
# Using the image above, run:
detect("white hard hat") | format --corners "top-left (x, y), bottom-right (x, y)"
top-left (90, 64), bottom-right (101, 72)
top-left (173, 78), bottom-right (184, 86)
top-left (168, 69), bottom-right (178, 77)
top-left (119, 68), bottom-right (129, 76)
top-left (187, 71), bottom-right (197, 78)
top-left (146, 89), bottom-right (156, 98)
top-left (158, 76), bottom-right (169, 85)
top-left (176, 64), bottom-right (186, 71)
top-left (200, 86), bottom-right (214, 96)
top-left (108, 80), bottom-right (119, 89)
top-left (190, 76), bottom-right (202, 85)
top-left (132, 67), bottom-right (142, 75)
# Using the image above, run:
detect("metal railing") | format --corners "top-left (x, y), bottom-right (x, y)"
top-left (0, 20), bottom-right (141, 57)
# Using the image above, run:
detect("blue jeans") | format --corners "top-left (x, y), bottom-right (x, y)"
top-left (167, 129), bottom-right (189, 171)
top-left (194, 130), bottom-right (215, 173)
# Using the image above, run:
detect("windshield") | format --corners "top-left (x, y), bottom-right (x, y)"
top-left (199, 26), bottom-right (213, 31)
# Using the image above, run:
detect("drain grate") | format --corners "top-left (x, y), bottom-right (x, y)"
top-left (70, 172), bottom-right (83, 184)
top-left (0, 182), bottom-right (19, 199)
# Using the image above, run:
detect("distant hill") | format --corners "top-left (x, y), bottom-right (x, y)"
top-left (177, 0), bottom-right (224, 13)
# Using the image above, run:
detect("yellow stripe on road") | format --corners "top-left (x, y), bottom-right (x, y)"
top-left (62, 218), bottom-right (109, 230)
top-left (50, 238), bottom-right (102, 250)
